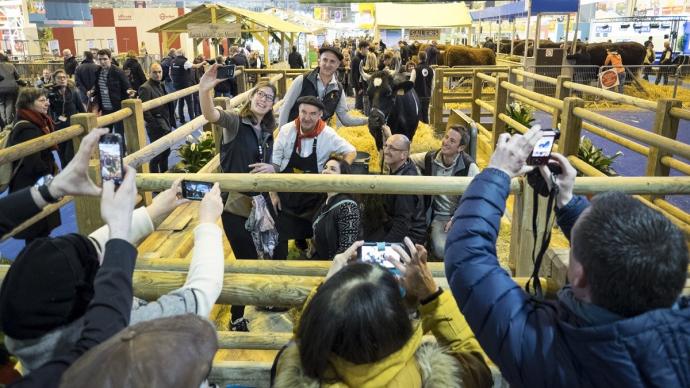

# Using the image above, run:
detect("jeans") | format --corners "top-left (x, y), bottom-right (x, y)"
top-left (177, 94), bottom-right (194, 124)
top-left (429, 215), bottom-right (451, 260)
top-left (617, 72), bottom-right (626, 94)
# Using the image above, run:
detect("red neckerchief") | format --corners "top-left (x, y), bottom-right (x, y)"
top-left (17, 108), bottom-right (57, 150)
top-left (293, 118), bottom-right (325, 153)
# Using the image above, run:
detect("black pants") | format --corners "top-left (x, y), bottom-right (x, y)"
top-left (222, 211), bottom-right (260, 321)
top-left (419, 98), bottom-right (430, 124)
top-left (192, 92), bottom-right (201, 117)
top-left (355, 89), bottom-right (364, 111)
top-left (177, 94), bottom-right (194, 123)
top-left (146, 124), bottom-right (171, 173)
top-left (101, 108), bottom-right (125, 148)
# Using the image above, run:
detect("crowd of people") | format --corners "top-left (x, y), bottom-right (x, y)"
top-left (0, 36), bottom-right (688, 387)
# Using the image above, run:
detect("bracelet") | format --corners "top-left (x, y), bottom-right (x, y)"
top-left (38, 183), bottom-right (60, 204)
top-left (420, 287), bottom-right (443, 305)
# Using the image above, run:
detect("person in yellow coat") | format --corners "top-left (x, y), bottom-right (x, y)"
top-left (271, 237), bottom-right (493, 388)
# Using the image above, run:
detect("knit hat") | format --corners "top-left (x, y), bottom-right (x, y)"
top-left (0, 234), bottom-right (99, 340)
top-left (296, 95), bottom-right (325, 111)
top-left (318, 46), bottom-right (344, 61)
top-left (60, 314), bottom-right (218, 388)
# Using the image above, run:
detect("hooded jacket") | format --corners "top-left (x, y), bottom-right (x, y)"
top-left (273, 290), bottom-right (493, 388)
top-left (445, 168), bottom-right (690, 388)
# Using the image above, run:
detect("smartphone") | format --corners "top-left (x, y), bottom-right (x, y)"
top-left (98, 133), bottom-right (124, 185)
top-left (527, 130), bottom-right (558, 165)
top-left (217, 64), bottom-right (236, 79)
top-left (181, 179), bottom-right (213, 201)
top-left (358, 242), bottom-right (403, 270)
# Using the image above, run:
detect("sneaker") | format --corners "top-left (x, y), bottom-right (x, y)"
top-left (230, 317), bottom-right (249, 332)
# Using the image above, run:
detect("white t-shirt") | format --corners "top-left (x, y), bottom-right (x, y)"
top-left (272, 121), bottom-right (356, 172)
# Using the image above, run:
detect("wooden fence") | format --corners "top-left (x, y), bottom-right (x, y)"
top-left (2, 64), bottom-right (690, 387)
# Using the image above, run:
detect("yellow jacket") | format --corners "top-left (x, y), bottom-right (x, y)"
top-left (274, 288), bottom-right (493, 388)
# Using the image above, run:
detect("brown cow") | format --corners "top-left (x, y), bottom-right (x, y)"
top-left (444, 45), bottom-right (496, 67)
top-left (512, 40), bottom-right (562, 56)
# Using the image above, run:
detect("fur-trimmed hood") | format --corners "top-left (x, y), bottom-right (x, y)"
top-left (273, 327), bottom-right (464, 388)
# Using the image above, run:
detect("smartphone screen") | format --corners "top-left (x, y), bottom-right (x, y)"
top-left (527, 131), bottom-right (557, 165)
top-left (98, 133), bottom-right (124, 185)
top-left (181, 180), bottom-right (213, 201)
top-left (217, 65), bottom-right (235, 79)
top-left (359, 242), bottom-right (402, 269)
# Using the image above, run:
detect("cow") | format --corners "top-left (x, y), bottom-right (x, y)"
top-left (583, 42), bottom-right (646, 68)
top-left (444, 46), bottom-right (496, 67)
top-left (511, 40), bottom-right (562, 56)
top-left (360, 65), bottom-right (420, 153)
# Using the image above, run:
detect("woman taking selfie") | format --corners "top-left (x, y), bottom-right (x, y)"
top-left (7, 87), bottom-right (61, 242)
top-left (199, 64), bottom-right (278, 332)
top-left (311, 155), bottom-right (360, 260)
top-left (272, 238), bottom-right (493, 388)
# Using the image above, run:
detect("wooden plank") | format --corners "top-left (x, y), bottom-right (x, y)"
top-left (209, 361), bottom-right (272, 388)
top-left (217, 331), bottom-right (291, 350)
top-left (158, 202), bottom-right (196, 231)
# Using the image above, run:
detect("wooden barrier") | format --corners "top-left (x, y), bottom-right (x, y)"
top-left (0, 125), bottom-right (83, 165)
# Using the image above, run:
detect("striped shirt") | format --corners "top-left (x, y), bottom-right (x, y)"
top-left (98, 68), bottom-right (113, 110)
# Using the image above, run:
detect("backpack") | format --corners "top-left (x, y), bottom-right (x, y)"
top-left (0, 121), bottom-right (29, 192)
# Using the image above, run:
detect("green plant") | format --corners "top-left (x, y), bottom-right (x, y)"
top-left (174, 131), bottom-right (216, 173)
top-left (506, 102), bottom-right (535, 134)
top-left (577, 136), bottom-right (622, 176)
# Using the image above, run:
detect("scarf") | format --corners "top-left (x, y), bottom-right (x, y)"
top-left (18, 108), bottom-right (57, 150)
top-left (293, 117), bottom-right (325, 153)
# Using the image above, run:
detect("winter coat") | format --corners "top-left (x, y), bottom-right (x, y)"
top-left (74, 59), bottom-right (99, 97)
top-left (273, 290), bottom-right (493, 388)
top-left (63, 56), bottom-right (78, 77)
top-left (93, 66), bottom-right (131, 111)
top-left (288, 51), bottom-right (304, 69)
top-left (445, 168), bottom-right (690, 388)
top-left (123, 58), bottom-right (147, 91)
top-left (0, 62), bottom-right (19, 95)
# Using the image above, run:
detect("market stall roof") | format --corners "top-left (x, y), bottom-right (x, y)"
top-left (375, 2), bottom-right (472, 28)
top-left (148, 4), bottom-right (310, 34)
top-left (471, 0), bottom-right (580, 21)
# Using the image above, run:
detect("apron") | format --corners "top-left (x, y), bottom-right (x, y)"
top-left (276, 137), bottom-right (325, 240)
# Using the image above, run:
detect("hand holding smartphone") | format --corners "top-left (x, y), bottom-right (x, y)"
top-left (98, 132), bottom-right (125, 185)
top-left (181, 179), bottom-right (214, 200)
top-left (527, 129), bottom-right (560, 166)
top-left (358, 242), bottom-right (404, 270)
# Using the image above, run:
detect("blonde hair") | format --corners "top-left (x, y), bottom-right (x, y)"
top-left (364, 52), bottom-right (378, 72)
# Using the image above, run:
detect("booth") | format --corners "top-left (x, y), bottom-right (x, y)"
top-left (148, 4), bottom-right (309, 67)
top-left (373, 2), bottom-right (472, 46)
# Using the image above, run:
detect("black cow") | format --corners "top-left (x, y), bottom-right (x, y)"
top-left (360, 67), bottom-right (420, 151)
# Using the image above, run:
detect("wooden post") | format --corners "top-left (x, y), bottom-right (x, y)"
top-left (645, 99), bottom-right (682, 200)
top-left (509, 178), bottom-right (556, 277)
top-left (70, 113), bottom-right (104, 235)
top-left (471, 69), bottom-right (482, 123)
top-left (507, 67), bottom-right (518, 105)
top-left (551, 76), bottom-right (571, 130)
top-left (278, 70), bottom-right (287, 97)
top-left (212, 97), bottom-right (232, 154)
top-left (122, 99), bottom-right (152, 205)
top-left (492, 74), bottom-right (509, 150)
top-left (236, 66), bottom-right (246, 94)
top-left (431, 67), bottom-right (444, 132)
top-left (557, 97), bottom-right (584, 157)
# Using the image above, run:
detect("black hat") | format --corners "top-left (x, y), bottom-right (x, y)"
top-left (296, 96), bottom-right (325, 111)
top-left (60, 314), bottom-right (218, 387)
top-left (318, 46), bottom-right (344, 61)
top-left (0, 234), bottom-right (99, 340)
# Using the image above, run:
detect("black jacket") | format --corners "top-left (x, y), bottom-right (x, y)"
top-left (9, 239), bottom-right (136, 388)
top-left (63, 56), bottom-right (78, 77)
top-left (93, 66), bottom-right (131, 111)
top-left (0, 188), bottom-right (42, 235)
top-left (413, 61), bottom-right (433, 99)
top-left (160, 54), bottom-right (175, 83)
top-left (288, 51), bottom-right (304, 69)
top-left (138, 79), bottom-right (173, 132)
top-left (7, 116), bottom-right (61, 238)
top-left (350, 52), bottom-right (366, 91)
top-left (48, 85), bottom-right (85, 129)
top-left (382, 159), bottom-right (426, 244)
top-left (123, 58), bottom-right (147, 91)
top-left (75, 59), bottom-right (99, 95)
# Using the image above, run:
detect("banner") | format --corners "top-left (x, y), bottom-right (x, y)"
top-left (409, 29), bottom-right (440, 41)
top-left (188, 23), bottom-right (241, 39)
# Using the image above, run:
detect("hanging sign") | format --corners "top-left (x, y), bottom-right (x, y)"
top-left (599, 69), bottom-right (619, 90)
top-left (409, 29), bottom-right (440, 41)
top-left (188, 23), bottom-right (241, 39)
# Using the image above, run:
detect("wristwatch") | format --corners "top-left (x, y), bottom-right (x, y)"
top-left (35, 174), bottom-right (62, 203)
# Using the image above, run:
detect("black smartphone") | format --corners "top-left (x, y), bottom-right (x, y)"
top-left (181, 179), bottom-right (213, 201)
top-left (98, 133), bottom-right (124, 185)
top-left (527, 130), bottom-right (559, 165)
top-left (358, 242), bottom-right (403, 270)
top-left (217, 64), bottom-right (236, 79)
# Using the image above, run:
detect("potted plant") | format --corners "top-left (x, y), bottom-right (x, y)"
top-left (506, 102), bottom-right (535, 135)
top-left (577, 136), bottom-right (622, 176)
top-left (173, 131), bottom-right (216, 173)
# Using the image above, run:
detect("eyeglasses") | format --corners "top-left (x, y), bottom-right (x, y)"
top-left (55, 75), bottom-right (67, 80)
top-left (383, 143), bottom-right (406, 152)
top-left (97, 57), bottom-right (109, 62)
top-left (255, 90), bottom-right (275, 102)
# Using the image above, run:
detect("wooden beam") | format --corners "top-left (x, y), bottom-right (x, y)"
top-left (122, 99), bottom-right (152, 205)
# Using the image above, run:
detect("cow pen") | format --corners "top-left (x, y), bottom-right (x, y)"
top-left (1, 64), bottom-right (689, 387)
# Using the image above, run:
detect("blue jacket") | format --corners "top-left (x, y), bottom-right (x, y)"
top-left (445, 168), bottom-right (690, 388)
